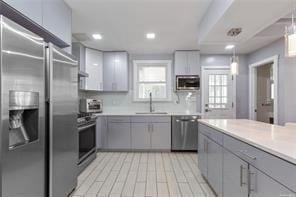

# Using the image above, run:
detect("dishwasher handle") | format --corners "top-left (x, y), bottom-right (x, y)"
top-left (176, 119), bottom-right (196, 122)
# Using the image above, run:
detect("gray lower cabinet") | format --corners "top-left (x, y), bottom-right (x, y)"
top-left (198, 133), bottom-right (208, 179)
top-left (131, 123), bottom-right (150, 149)
top-left (102, 116), bottom-right (171, 151)
top-left (198, 123), bottom-right (296, 197)
top-left (207, 138), bottom-right (223, 197)
top-left (249, 166), bottom-right (295, 197)
top-left (131, 121), bottom-right (171, 150)
top-left (223, 149), bottom-right (248, 197)
top-left (96, 117), bottom-right (102, 149)
top-left (151, 123), bottom-right (171, 150)
top-left (107, 117), bottom-right (131, 149)
top-left (108, 122), bottom-right (131, 149)
top-left (96, 116), bottom-right (108, 149)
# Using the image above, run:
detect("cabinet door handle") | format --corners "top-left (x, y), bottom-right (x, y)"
top-left (204, 139), bottom-right (208, 153)
top-left (248, 169), bottom-right (256, 193)
top-left (151, 124), bottom-right (154, 132)
top-left (239, 150), bottom-right (257, 160)
top-left (240, 165), bottom-right (247, 187)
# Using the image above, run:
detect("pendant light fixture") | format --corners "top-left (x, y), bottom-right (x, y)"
top-left (285, 6), bottom-right (296, 57)
top-left (230, 46), bottom-right (239, 75)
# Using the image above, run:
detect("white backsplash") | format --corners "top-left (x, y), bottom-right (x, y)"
top-left (79, 90), bottom-right (201, 113)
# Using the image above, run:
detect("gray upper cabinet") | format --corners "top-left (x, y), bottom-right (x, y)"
top-left (103, 52), bottom-right (128, 91)
top-left (85, 48), bottom-right (103, 91)
top-left (72, 43), bottom-right (86, 72)
top-left (4, 0), bottom-right (43, 25)
top-left (174, 51), bottom-right (200, 75)
top-left (43, 0), bottom-right (72, 45)
top-left (4, 0), bottom-right (72, 45)
top-left (223, 149), bottom-right (248, 197)
top-left (174, 51), bottom-right (187, 75)
top-left (72, 43), bottom-right (86, 89)
top-left (187, 51), bottom-right (200, 75)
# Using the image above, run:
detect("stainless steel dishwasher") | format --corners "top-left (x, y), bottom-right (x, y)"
top-left (172, 115), bottom-right (200, 151)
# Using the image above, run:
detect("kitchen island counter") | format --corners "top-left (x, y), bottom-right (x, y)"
top-left (199, 119), bottom-right (296, 164)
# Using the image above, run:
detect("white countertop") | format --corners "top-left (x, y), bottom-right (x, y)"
top-left (94, 112), bottom-right (203, 117)
top-left (199, 119), bottom-right (296, 165)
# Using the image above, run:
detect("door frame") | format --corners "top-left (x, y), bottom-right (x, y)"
top-left (248, 55), bottom-right (279, 124)
top-left (201, 65), bottom-right (237, 118)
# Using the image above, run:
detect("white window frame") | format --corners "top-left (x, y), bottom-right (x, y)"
top-left (133, 60), bottom-right (172, 102)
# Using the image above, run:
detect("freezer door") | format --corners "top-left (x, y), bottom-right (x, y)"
top-left (172, 116), bottom-right (199, 151)
top-left (0, 16), bottom-right (46, 197)
top-left (47, 43), bottom-right (78, 197)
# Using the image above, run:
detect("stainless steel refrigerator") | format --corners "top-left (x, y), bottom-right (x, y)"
top-left (0, 15), bottom-right (78, 197)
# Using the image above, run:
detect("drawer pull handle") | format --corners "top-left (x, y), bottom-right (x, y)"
top-left (239, 150), bottom-right (257, 160)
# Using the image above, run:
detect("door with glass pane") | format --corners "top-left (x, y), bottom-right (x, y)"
top-left (203, 69), bottom-right (234, 118)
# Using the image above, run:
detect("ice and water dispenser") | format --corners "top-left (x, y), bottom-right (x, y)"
top-left (8, 91), bottom-right (39, 150)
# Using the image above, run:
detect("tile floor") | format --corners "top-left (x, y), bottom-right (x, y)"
top-left (71, 152), bottom-right (216, 197)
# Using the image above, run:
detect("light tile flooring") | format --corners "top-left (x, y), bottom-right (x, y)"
top-left (71, 152), bottom-right (216, 197)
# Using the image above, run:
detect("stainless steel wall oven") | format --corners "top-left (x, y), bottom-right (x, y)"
top-left (77, 114), bottom-right (97, 173)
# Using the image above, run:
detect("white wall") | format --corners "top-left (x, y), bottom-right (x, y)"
top-left (248, 38), bottom-right (296, 125)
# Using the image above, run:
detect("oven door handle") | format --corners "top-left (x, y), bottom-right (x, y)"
top-left (78, 123), bottom-right (96, 132)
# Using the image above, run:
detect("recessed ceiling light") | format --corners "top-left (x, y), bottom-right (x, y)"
top-left (92, 34), bottom-right (102, 40)
top-left (93, 63), bottom-right (98, 66)
top-left (146, 33), bottom-right (156, 39)
top-left (225, 44), bottom-right (235, 50)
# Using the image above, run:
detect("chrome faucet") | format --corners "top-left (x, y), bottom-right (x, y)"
top-left (149, 92), bottom-right (153, 113)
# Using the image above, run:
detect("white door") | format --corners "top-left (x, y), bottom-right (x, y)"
top-left (203, 68), bottom-right (235, 118)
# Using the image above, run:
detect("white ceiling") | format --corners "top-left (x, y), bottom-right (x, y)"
top-left (66, 0), bottom-right (294, 54)
top-left (66, 0), bottom-right (212, 54)
top-left (199, 0), bottom-right (293, 54)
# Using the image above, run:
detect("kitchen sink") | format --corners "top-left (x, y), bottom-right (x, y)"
top-left (135, 112), bottom-right (169, 115)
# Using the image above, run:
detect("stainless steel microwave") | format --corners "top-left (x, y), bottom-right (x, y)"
top-left (79, 99), bottom-right (103, 113)
top-left (176, 75), bottom-right (200, 91)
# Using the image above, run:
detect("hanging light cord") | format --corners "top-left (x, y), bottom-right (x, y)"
top-left (232, 46), bottom-right (236, 60)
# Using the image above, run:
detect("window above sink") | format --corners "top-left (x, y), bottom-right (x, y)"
top-left (133, 60), bottom-right (172, 102)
